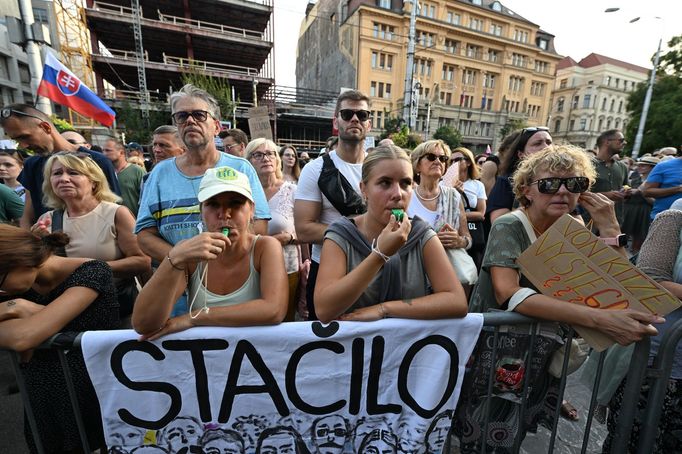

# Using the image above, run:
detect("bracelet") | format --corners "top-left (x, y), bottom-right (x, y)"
top-left (371, 238), bottom-right (390, 263)
top-left (378, 302), bottom-right (387, 319)
top-left (166, 253), bottom-right (185, 271)
top-left (464, 236), bottom-right (473, 250)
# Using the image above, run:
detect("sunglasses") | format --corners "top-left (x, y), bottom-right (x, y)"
top-left (315, 428), bottom-right (347, 438)
top-left (171, 110), bottom-right (212, 124)
top-left (54, 151), bottom-right (92, 159)
top-left (0, 107), bottom-right (45, 123)
top-left (609, 137), bottom-right (626, 143)
top-left (338, 109), bottom-right (371, 122)
top-left (522, 126), bottom-right (550, 134)
top-left (450, 157), bottom-right (465, 164)
top-left (529, 177), bottom-right (590, 194)
top-left (423, 153), bottom-right (448, 163)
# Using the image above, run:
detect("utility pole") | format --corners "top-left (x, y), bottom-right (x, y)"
top-left (17, 0), bottom-right (51, 115)
top-left (401, 0), bottom-right (418, 129)
top-left (632, 38), bottom-right (661, 159)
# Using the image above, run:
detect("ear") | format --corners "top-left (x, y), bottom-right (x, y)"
top-left (332, 113), bottom-right (339, 131)
top-left (39, 121), bottom-right (53, 135)
top-left (359, 180), bottom-right (367, 200)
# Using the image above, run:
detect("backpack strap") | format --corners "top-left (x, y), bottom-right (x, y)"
top-left (317, 153), bottom-right (366, 216)
top-left (50, 209), bottom-right (68, 257)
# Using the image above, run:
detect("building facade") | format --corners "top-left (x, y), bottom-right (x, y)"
top-left (296, 0), bottom-right (561, 152)
top-left (549, 53), bottom-right (648, 150)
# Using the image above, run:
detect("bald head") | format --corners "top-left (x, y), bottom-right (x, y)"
top-left (61, 131), bottom-right (90, 148)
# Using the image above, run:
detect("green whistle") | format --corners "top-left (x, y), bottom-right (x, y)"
top-left (391, 209), bottom-right (404, 222)
top-left (222, 228), bottom-right (230, 237)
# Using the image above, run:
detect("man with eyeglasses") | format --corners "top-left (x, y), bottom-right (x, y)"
top-left (294, 89), bottom-right (372, 319)
top-left (0, 104), bottom-right (120, 228)
top-left (135, 84), bottom-right (270, 316)
top-left (219, 128), bottom-right (249, 157)
top-left (592, 129), bottom-right (630, 224)
top-left (643, 146), bottom-right (682, 220)
top-left (311, 415), bottom-right (349, 454)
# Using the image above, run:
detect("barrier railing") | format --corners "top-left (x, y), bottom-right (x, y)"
top-left (6, 313), bottom-right (680, 454)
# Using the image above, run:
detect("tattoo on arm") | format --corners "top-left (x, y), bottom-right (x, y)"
top-left (402, 298), bottom-right (413, 306)
top-left (6, 300), bottom-right (16, 307)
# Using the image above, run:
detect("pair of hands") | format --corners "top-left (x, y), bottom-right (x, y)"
top-left (437, 223), bottom-right (465, 249)
top-left (169, 232), bottom-right (232, 269)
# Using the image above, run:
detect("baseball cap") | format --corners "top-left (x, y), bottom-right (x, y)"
top-left (127, 142), bottom-right (143, 151)
top-left (198, 166), bottom-right (253, 203)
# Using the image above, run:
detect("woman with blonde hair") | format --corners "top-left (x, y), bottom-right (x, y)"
top-left (407, 140), bottom-right (477, 292)
top-left (314, 144), bottom-right (467, 323)
top-left (246, 139), bottom-right (301, 320)
top-left (32, 152), bottom-right (149, 321)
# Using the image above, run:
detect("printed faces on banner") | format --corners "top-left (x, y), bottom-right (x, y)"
top-left (82, 317), bottom-right (483, 454)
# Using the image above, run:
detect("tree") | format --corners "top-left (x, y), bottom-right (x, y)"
top-left (116, 100), bottom-right (171, 144)
top-left (181, 69), bottom-right (236, 120)
top-left (498, 118), bottom-right (527, 140)
top-left (657, 35), bottom-right (682, 75)
top-left (51, 116), bottom-right (74, 133)
top-left (432, 125), bottom-right (462, 149)
top-left (380, 114), bottom-right (403, 140)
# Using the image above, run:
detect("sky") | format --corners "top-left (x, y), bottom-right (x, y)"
top-left (273, 0), bottom-right (681, 87)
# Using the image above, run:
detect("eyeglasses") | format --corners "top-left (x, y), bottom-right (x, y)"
top-left (251, 151), bottom-right (277, 161)
top-left (422, 153), bottom-right (448, 163)
top-left (171, 110), bottom-right (212, 124)
top-left (0, 107), bottom-right (45, 123)
top-left (338, 109), bottom-right (371, 122)
top-left (315, 428), bottom-right (347, 438)
top-left (450, 157), bottom-right (464, 164)
top-left (521, 126), bottom-right (550, 134)
top-left (609, 137), bottom-right (626, 143)
top-left (66, 139), bottom-right (87, 145)
top-left (224, 143), bottom-right (241, 151)
top-left (529, 177), bottom-right (590, 194)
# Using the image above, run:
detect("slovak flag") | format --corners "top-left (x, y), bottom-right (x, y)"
top-left (37, 53), bottom-right (116, 127)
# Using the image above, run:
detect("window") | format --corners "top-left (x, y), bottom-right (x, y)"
top-left (508, 76), bottom-right (523, 93)
top-left (416, 31), bottom-right (436, 47)
top-left (0, 57), bottom-right (8, 79)
top-left (491, 1), bottom-right (502, 11)
top-left (503, 100), bottom-right (521, 112)
top-left (554, 119), bottom-right (561, 132)
top-left (605, 76), bottom-right (611, 86)
top-left (618, 100), bottom-right (623, 113)
top-left (615, 118), bottom-right (621, 129)
top-left (459, 119), bottom-right (474, 135)
top-left (511, 53), bottom-right (527, 68)
top-left (446, 11), bottom-right (461, 25)
top-left (18, 64), bottom-right (30, 84)
top-left (534, 60), bottom-right (548, 73)
top-left (487, 49), bottom-right (499, 63)
top-left (615, 78), bottom-right (620, 88)
top-left (483, 73), bottom-right (496, 89)
top-left (370, 82), bottom-right (377, 97)
top-left (530, 81), bottom-right (545, 96)
top-left (582, 94), bottom-right (591, 109)
top-left (370, 82), bottom-right (391, 98)
top-left (607, 118), bottom-right (612, 129)
top-left (480, 122), bottom-right (493, 136)
top-left (373, 23), bottom-right (395, 40)
top-left (372, 110), bottom-right (384, 129)
top-left (466, 44), bottom-right (480, 59)
top-left (460, 94), bottom-right (474, 108)
top-left (610, 99), bottom-right (615, 112)
top-left (377, 0), bottom-right (391, 8)
top-left (440, 91), bottom-right (453, 105)
top-left (572, 95), bottom-right (579, 109)
top-left (513, 29), bottom-right (529, 43)
top-left (443, 39), bottom-right (458, 54)
top-left (570, 119), bottom-right (575, 131)
top-left (462, 69), bottom-right (476, 86)
top-left (33, 7), bottom-right (49, 24)
top-left (469, 17), bottom-right (483, 31)
top-left (537, 38), bottom-right (548, 50)
top-left (601, 97), bottom-right (607, 111)
top-left (598, 118), bottom-right (603, 130)
top-left (418, 2), bottom-right (436, 18)
top-left (414, 58), bottom-right (432, 77)
top-left (559, 79), bottom-right (567, 89)
top-left (527, 104), bottom-right (540, 118)
top-left (442, 64), bottom-right (456, 81)
top-left (371, 51), bottom-right (393, 71)
top-left (557, 97), bottom-right (564, 112)
top-left (580, 118), bottom-right (587, 130)
top-left (489, 23), bottom-right (502, 36)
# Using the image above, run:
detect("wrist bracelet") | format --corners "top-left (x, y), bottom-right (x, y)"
top-left (378, 302), bottom-right (387, 319)
top-left (371, 238), bottom-right (390, 263)
top-left (464, 236), bottom-right (473, 250)
top-left (166, 253), bottom-right (184, 271)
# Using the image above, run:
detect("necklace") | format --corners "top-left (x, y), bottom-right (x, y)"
top-left (522, 208), bottom-right (544, 237)
top-left (416, 186), bottom-right (440, 201)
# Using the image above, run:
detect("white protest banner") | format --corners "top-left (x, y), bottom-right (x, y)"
top-left (82, 317), bottom-right (482, 454)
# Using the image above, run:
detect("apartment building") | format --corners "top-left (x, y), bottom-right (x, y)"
top-left (297, 0), bottom-right (561, 152)
top-left (549, 53), bottom-right (648, 150)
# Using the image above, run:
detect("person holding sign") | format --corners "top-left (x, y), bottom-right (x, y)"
top-left (132, 166), bottom-right (288, 339)
top-left (313, 144), bottom-right (468, 323)
top-left (456, 145), bottom-right (663, 453)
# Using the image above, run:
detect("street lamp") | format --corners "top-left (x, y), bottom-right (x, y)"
top-left (605, 8), bottom-right (663, 159)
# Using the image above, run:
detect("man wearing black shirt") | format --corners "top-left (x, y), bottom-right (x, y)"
top-left (0, 104), bottom-right (120, 228)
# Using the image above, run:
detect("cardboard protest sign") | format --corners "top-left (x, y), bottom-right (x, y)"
top-left (248, 106), bottom-right (272, 140)
top-left (82, 317), bottom-right (483, 454)
top-left (517, 214), bottom-right (680, 351)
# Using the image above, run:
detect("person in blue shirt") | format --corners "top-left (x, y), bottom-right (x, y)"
top-left (135, 84), bottom-right (270, 316)
top-left (643, 152), bottom-right (682, 219)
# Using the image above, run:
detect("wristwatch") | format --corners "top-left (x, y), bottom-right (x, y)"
top-left (599, 234), bottom-right (627, 247)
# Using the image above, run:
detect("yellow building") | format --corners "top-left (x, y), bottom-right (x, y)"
top-left (297, 0), bottom-right (562, 152)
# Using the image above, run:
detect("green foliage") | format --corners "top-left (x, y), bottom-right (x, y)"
top-left (625, 75), bottom-right (682, 154)
top-left (116, 101), bottom-right (171, 144)
top-left (181, 69), bottom-right (236, 120)
top-left (51, 116), bottom-right (74, 133)
top-left (657, 34), bottom-right (682, 76)
top-left (390, 125), bottom-right (422, 150)
top-left (432, 125), bottom-right (462, 149)
top-left (380, 114), bottom-right (403, 140)
top-left (498, 118), bottom-right (527, 140)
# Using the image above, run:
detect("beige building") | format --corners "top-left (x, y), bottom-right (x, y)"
top-left (297, 0), bottom-right (561, 152)
top-left (549, 53), bottom-right (649, 150)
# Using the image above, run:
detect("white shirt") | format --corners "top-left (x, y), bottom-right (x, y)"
top-left (462, 179), bottom-right (487, 209)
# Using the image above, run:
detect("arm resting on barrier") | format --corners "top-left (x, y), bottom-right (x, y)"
top-left (0, 286), bottom-right (98, 352)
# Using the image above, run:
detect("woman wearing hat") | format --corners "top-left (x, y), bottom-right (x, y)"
top-left (132, 166), bottom-right (288, 338)
top-left (622, 156), bottom-right (659, 253)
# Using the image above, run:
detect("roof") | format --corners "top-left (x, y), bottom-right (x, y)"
top-left (456, 0), bottom-right (538, 27)
top-left (557, 56), bottom-right (578, 70)
top-left (577, 53), bottom-right (650, 74)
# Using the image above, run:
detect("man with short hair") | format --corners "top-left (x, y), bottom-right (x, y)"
top-left (151, 125), bottom-right (185, 164)
top-left (220, 128), bottom-right (248, 157)
top-left (135, 84), bottom-right (270, 315)
top-left (312, 415), bottom-right (350, 454)
top-left (61, 130), bottom-right (91, 148)
top-left (643, 147), bottom-right (682, 219)
top-left (294, 89), bottom-right (371, 319)
top-left (103, 137), bottom-right (145, 216)
top-left (592, 129), bottom-right (629, 223)
top-left (0, 104), bottom-right (120, 228)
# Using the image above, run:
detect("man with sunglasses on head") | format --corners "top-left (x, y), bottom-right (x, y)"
top-left (294, 89), bottom-right (372, 319)
top-left (0, 104), bottom-right (120, 229)
top-left (135, 84), bottom-right (269, 316)
top-left (592, 129), bottom-right (630, 224)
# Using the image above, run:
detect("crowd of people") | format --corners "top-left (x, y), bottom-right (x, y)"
top-left (0, 86), bottom-right (681, 453)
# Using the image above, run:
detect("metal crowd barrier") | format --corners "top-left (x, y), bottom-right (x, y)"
top-left (5, 313), bottom-right (682, 454)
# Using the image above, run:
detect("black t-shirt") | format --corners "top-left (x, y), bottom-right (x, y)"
top-left (18, 147), bottom-right (120, 220)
